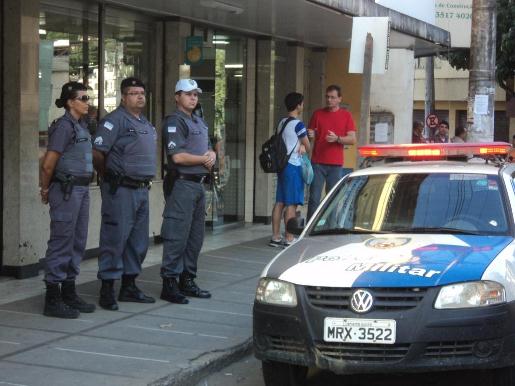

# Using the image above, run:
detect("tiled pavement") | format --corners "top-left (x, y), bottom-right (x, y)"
top-left (0, 224), bottom-right (278, 386)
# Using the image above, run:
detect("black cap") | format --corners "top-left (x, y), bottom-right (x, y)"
top-left (121, 77), bottom-right (145, 93)
top-left (55, 81), bottom-right (87, 108)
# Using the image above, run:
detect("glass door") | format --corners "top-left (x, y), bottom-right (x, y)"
top-left (190, 31), bottom-right (246, 230)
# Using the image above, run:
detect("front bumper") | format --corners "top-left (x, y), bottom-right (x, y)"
top-left (253, 286), bottom-right (515, 374)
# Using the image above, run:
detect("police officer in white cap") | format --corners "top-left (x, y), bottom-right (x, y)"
top-left (40, 81), bottom-right (96, 318)
top-left (92, 77), bottom-right (157, 310)
top-left (160, 79), bottom-right (216, 303)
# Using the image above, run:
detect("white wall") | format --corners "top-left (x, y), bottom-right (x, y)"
top-left (370, 49), bottom-right (415, 144)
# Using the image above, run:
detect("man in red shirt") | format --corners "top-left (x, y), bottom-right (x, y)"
top-left (307, 85), bottom-right (356, 220)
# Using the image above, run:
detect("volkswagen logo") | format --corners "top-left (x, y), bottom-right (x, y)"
top-left (350, 289), bottom-right (374, 313)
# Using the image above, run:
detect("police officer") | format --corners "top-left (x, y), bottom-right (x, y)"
top-left (40, 82), bottom-right (96, 318)
top-left (92, 77), bottom-right (157, 310)
top-left (160, 79), bottom-right (216, 304)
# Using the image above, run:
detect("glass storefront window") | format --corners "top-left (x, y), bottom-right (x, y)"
top-left (103, 8), bottom-right (154, 116)
top-left (190, 31), bottom-right (247, 229)
top-left (39, 1), bottom-right (99, 149)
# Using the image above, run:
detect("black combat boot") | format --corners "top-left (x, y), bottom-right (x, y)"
top-left (118, 275), bottom-right (155, 303)
top-left (179, 273), bottom-right (211, 299)
top-left (99, 279), bottom-right (119, 311)
top-left (44, 282), bottom-right (80, 319)
top-left (62, 280), bottom-right (96, 313)
top-left (160, 277), bottom-right (189, 304)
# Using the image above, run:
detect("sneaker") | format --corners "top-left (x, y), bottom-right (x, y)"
top-left (283, 238), bottom-right (298, 246)
top-left (268, 238), bottom-right (284, 248)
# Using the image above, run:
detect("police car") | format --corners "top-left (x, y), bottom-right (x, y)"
top-left (253, 143), bottom-right (515, 386)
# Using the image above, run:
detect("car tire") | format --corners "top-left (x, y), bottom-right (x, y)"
top-left (261, 360), bottom-right (308, 386)
top-left (492, 366), bottom-right (515, 386)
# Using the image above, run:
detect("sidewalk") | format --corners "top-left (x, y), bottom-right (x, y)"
top-left (0, 224), bottom-right (277, 386)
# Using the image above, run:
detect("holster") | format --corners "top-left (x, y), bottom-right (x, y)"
top-left (104, 172), bottom-right (123, 195)
top-left (53, 172), bottom-right (75, 201)
top-left (163, 169), bottom-right (178, 197)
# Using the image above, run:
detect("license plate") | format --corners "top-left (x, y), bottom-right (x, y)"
top-left (324, 318), bottom-right (396, 344)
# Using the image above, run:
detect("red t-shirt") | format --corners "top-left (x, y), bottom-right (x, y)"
top-left (309, 108), bottom-right (356, 165)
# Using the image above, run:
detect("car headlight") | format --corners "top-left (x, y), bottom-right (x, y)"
top-left (255, 278), bottom-right (297, 307)
top-left (435, 281), bottom-right (505, 309)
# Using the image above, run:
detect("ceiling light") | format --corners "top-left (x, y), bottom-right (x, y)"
top-left (53, 39), bottom-right (70, 47)
top-left (200, 0), bottom-right (244, 15)
top-left (39, 29), bottom-right (47, 35)
top-left (225, 64), bottom-right (243, 68)
top-left (213, 40), bottom-right (230, 45)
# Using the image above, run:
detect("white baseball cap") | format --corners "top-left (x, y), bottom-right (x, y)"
top-left (175, 79), bottom-right (202, 94)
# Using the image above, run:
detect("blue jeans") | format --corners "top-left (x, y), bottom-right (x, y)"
top-left (307, 164), bottom-right (351, 220)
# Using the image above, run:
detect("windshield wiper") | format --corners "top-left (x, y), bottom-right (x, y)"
top-left (310, 228), bottom-right (386, 236)
top-left (387, 226), bottom-right (482, 235)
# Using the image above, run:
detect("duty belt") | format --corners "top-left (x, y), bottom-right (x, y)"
top-left (177, 173), bottom-right (209, 184)
top-left (104, 173), bottom-right (151, 189)
top-left (51, 175), bottom-right (91, 186)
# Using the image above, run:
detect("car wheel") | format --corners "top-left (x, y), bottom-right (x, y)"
top-left (261, 360), bottom-right (308, 386)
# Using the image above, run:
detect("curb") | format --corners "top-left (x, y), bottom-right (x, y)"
top-left (149, 338), bottom-right (254, 386)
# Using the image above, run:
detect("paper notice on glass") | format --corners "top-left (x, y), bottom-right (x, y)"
top-left (375, 123), bottom-right (388, 143)
top-left (474, 95), bottom-right (489, 115)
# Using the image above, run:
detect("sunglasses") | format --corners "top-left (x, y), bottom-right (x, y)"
top-left (75, 95), bottom-right (90, 102)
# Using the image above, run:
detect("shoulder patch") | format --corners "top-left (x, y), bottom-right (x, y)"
top-left (167, 126), bottom-right (177, 133)
top-left (103, 121), bottom-right (114, 131)
top-left (94, 136), bottom-right (103, 146)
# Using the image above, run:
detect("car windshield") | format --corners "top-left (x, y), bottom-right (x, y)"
top-left (311, 173), bottom-right (510, 236)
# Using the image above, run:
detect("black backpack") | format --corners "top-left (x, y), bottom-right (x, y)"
top-left (259, 117), bottom-right (296, 173)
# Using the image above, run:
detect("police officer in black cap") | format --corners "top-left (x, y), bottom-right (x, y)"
top-left (40, 81), bottom-right (96, 318)
top-left (160, 79), bottom-right (215, 304)
top-left (92, 77), bottom-right (157, 310)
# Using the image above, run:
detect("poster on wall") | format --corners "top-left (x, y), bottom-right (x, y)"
top-left (185, 36), bottom-right (204, 65)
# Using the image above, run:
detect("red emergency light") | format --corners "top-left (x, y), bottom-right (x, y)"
top-left (359, 142), bottom-right (510, 159)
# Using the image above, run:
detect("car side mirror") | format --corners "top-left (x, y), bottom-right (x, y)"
top-left (286, 217), bottom-right (305, 236)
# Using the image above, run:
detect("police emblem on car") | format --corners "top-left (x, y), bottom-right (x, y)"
top-left (350, 289), bottom-right (374, 313)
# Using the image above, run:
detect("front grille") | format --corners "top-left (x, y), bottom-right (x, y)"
top-left (315, 342), bottom-right (410, 362)
top-left (305, 287), bottom-right (427, 311)
top-left (425, 341), bottom-right (475, 358)
top-left (267, 335), bottom-right (307, 354)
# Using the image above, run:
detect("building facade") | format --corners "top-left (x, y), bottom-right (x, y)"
top-left (1, 0), bottom-right (449, 278)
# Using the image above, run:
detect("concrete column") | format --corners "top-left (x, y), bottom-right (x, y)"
top-left (163, 19), bottom-right (191, 117)
top-left (253, 39), bottom-right (275, 223)
top-left (307, 48), bottom-right (327, 124)
top-left (2, 0), bottom-right (41, 278)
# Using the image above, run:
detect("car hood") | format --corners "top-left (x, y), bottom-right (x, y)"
top-left (265, 234), bottom-right (513, 287)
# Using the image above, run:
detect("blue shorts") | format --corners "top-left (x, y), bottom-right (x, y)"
top-left (276, 163), bottom-right (304, 206)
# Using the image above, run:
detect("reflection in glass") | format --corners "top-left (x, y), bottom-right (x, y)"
top-left (190, 32), bottom-right (246, 229)
top-left (313, 174), bottom-right (509, 236)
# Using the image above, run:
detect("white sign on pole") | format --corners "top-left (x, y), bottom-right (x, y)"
top-left (349, 17), bottom-right (390, 74)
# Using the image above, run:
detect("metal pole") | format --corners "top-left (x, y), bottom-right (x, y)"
top-left (424, 57), bottom-right (435, 140)
top-left (358, 33), bottom-right (373, 147)
top-left (467, 0), bottom-right (497, 142)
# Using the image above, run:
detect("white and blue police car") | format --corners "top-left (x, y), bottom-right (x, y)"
top-left (253, 143), bottom-right (515, 386)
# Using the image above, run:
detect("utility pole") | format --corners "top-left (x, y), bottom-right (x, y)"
top-left (467, 0), bottom-right (497, 142)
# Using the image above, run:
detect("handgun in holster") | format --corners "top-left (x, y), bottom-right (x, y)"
top-left (107, 173), bottom-right (123, 195)
top-left (54, 172), bottom-right (75, 201)
top-left (163, 169), bottom-right (178, 197)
